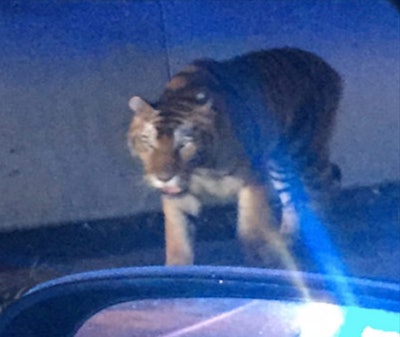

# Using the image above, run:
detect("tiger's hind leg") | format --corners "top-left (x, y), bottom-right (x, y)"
top-left (267, 162), bottom-right (301, 240)
top-left (267, 158), bottom-right (341, 243)
top-left (298, 159), bottom-right (342, 230)
top-left (237, 184), bottom-right (288, 267)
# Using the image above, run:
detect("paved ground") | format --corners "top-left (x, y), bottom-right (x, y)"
top-left (0, 181), bottom-right (399, 313)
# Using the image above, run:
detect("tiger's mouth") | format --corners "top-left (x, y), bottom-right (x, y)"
top-left (147, 174), bottom-right (188, 196)
top-left (160, 185), bottom-right (184, 195)
top-left (160, 186), bottom-right (190, 199)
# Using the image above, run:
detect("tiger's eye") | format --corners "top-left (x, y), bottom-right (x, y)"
top-left (179, 138), bottom-right (196, 159)
top-left (195, 92), bottom-right (207, 103)
top-left (179, 137), bottom-right (193, 149)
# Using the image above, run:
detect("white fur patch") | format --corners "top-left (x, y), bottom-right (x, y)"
top-left (142, 122), bottom-right (157, 139)
top-left (148, 175), bottom-right (181, 190)
top-left (177, 194), bottom-right (201, 216)
top-left (190, 171), bottom-right (243, 199)
top-left (280, 204), bottom-right (299, 235)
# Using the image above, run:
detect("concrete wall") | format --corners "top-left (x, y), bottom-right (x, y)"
top-left (0, 0), bottom-right (399, 231)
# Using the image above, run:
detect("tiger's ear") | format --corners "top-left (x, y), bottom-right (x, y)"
top-left (129, 96), bottom-right (157, 119)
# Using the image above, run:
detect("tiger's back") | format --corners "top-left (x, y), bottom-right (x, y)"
top-left (128, 48), bottom-right (342, 265)
top-left (196, 48), bottom-right (341, 167)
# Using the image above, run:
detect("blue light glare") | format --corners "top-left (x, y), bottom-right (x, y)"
top-left (294, 185), bottom-right (355, 305)
top-left (298, 302), bottom-right (400, 337)
top-left (214, 57), bottom-right (355, 305)
top-left (338, 306), bottom-right (400, 337)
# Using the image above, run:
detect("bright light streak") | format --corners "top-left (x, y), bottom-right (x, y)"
top-left (217, 68), bottom-right (365, 308)
top-left (208, 68), bottom-right (400, 337)
top-left (298, 203), bottom-right (355, 304)
top-left (158, 300), bottom-right (260, 337)
top-left (262, 228), bottom-right (311, 299)
top-left (296, 302), bottom-right (344, 337)
top-left (297, 302), bottom-right (400, 337)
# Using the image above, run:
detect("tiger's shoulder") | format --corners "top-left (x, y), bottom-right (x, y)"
top-left (160, 48), bottom-right (342, 124)
top-left (164, 47), bottom-right (342, 92)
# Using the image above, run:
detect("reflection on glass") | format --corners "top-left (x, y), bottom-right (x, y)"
top-left (75, 298), bottom-right (399, 337)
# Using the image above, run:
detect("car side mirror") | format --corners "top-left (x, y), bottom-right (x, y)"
top-left (0, 266), bottom-right (399, 337)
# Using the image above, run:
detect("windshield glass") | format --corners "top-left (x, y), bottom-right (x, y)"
top-left (0, 0), bottom-right (399, 330)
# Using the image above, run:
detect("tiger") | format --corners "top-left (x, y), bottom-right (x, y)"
top-left (127, 47), bottom-right (342, 266)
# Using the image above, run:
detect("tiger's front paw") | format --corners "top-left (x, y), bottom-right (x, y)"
top-left (166, 246), bottom-right (194, 265)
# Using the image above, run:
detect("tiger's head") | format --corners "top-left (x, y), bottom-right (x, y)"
top-left (127, 71), bottom-right (220, 196)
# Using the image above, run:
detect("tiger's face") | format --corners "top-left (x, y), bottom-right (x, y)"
top-left (127, 94), bottom-right (216, 196)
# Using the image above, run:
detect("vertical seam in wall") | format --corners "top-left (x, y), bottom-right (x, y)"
top-left (158, 0), bottom-right (172, 80)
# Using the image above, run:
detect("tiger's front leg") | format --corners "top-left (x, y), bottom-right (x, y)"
top-left (237, 184), bottom-right (287, 267)
top-left (162, 194), bottom-right (201, 265)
